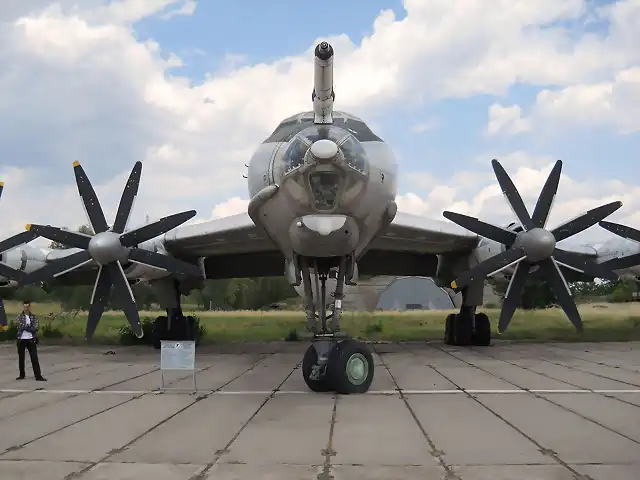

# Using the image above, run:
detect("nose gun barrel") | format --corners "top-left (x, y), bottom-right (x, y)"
top-left (312, 41), bottom-right (335, 124)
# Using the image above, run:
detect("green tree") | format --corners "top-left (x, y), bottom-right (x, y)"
top-left (490, 277), bottom-right (557, 309)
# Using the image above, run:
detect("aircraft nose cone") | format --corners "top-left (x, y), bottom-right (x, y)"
top-left (309, 139), bottom-right (338, 162)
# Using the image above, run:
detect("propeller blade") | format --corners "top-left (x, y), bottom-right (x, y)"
top-left (599, 252), bottom-right (640, 272)
top-left (539, 257), bottom-right (583, 332)
top-left (498, 261), bottom-right (529, 333)
top-left (531, 160), bottom-right (562, 229)
top-left (451, 247), bottom-right (526, 292)
top-left (73, 161), bottom-right (109, 234)
top-left (491, 159), bottom-right (534, 231)
top-left (551, 201), bottom-right (623, 243)
top-left (0, 262), bottom-right (24, 282)
top-left (0, 297), bottom-right (6, 327)
top-left (0, 181), bottom-right (3, 199)
top-left (119, 210), bottom-right (196, 247)
top-left (0, 230), bottom-right (39, 255)
top-left (112, 162), bottom-right (142, 234)
top-left (442, 211), bottom-right (517, 246)
top-left (128, 248), bottom-right (202, 277)
top-left (552, 249), bottom-right (619, 281)
top-left (599, 221), bottom-right (640, 244)
top-left (20, 250), bottom-right (92, 285)
top-left (108, 261), bottom-right (142, 337)
top-left (86, 266), bottom-right (112, 339)
top-left (26, 224), bottom-right (91, 250)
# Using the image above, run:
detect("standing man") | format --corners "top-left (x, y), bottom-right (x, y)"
top-left (16, 300), bottom-right (46, 381)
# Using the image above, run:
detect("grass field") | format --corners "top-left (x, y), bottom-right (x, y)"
top-left (2, 300), bottom-right (640, 344)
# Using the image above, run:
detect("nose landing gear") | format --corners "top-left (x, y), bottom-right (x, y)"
top-left (298, 255), bottom-right (375, 394)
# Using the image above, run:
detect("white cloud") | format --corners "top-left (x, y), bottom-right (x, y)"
top-left (487, 104), bottom-right (531, 135)
top-left (515, 67), bottom-right (640, 134)
top-left (396, 155), bottom-right (640, 246)
top-left (0, 0), bottom-right (639, 254)
top-left (410, 120), bottom-right (439, 133)
top-left (160, 0), bottom-right (196, 20)
top-left (210, 197), bottom-right (249, 219)
top-left (484, 0), bottom-right (640, 135)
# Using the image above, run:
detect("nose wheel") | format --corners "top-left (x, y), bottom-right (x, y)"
top-left (302, 339), bottom-right (375, 394)
top-left (298, 254), bottom-right (374, 394)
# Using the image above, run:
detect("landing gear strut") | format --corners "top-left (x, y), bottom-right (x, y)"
top-left (151, 279), bottom-right (200, 349)
top-left (444, 283), bottom-right (491, 346)
top-left (298, 255), bottom-right (374, 394)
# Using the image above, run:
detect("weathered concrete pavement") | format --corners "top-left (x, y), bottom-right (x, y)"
top-left (0, 341), bottom-right (638, 479)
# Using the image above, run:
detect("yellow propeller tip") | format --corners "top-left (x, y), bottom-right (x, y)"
top-left (25, 224), bottom-right (31, 231)
top-left (0, 181), bottom-right (4, 187)
top-left (450, 281), bottom-right (457, 289)
top-left (72, 160), bottom-right (80, 167)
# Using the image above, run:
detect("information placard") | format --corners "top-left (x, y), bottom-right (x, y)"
top-left (160, 340), bottom-right (197, 392)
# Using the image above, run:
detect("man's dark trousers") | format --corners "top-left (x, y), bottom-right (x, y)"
top-left (17, 339), bottom-right (42, 378)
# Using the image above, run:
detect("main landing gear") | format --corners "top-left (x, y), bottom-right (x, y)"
top-left (297, 255), bottom-right (375, 394)
top-left (152, 309), bottom-right (200, 349)
top-left (151, 279), bottom-right (201, 349)
top-left (444, 284), bottom-right (491, 346)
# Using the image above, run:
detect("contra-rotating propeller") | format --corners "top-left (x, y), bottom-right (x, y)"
top-left (0, 181), bottom-right (39, 328)
top-left (20, 161), bottom-right (202, 339)
top-left (443, 159), bottom-right (622, 334)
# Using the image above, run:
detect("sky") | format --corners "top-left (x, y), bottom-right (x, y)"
top-left (0, 0), bottom-right (639, 249)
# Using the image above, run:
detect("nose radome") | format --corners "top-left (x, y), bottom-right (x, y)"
top-left (309, 139), bottom-right (338, 161)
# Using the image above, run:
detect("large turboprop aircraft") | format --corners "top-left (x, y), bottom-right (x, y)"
top-left (3, 41), bottom-right (640, 394)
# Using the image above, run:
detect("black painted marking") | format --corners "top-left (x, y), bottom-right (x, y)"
top-left (317, 394), bottom-right (338, 480)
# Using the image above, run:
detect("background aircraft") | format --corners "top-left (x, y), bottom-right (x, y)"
top-left (1, 41), bottom-right (640, 394)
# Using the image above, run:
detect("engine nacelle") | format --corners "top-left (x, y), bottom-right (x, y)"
top-left (292, 262), bottom-right (359, 309)
top-left (0, 244), bottom-right (48, 284)
top-left (121, 238), bottom-right (178, 282)
top-left (435, 236), bottom-right (510, 288)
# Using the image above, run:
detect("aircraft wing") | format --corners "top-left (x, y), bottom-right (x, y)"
top-left (22, 209), bottom-right (603, 286)
top-left (160, 211), bottom-right (484, 280)
top-left (162, 212), bottom-right (286, 279)
top-left (357, 211), bottom-right (601, 280)
top-left (368, 212), bottom-right (480, 254)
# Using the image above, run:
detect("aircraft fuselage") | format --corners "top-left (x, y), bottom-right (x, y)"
top-left (246, 111), bottom-right (398, 261)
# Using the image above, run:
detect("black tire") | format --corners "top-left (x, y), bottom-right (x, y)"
top-left (185, 316), bottom-right (202, 345)
top-left (444, 313), bottom-right (456, 345)
top-left (326, 339), bottom-right (374, 394)
top-left (152, 316), bottom-right (168, 350)
top-left (472, 312), bottom-right (491, 346)
top-left (185, 316), bottom-right (195, 342)
top-left (452, 313), bottom-right (473, 346)
top-left (302, 344), bottom-right (331, 392)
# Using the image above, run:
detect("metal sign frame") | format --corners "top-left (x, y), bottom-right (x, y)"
top-left (160, 340), bottom-right (197, 392)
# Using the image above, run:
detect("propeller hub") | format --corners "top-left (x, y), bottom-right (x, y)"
top-left (88, 231), bottom-right (129, 265)
top-left (516, 228), bottom-right (556, 263)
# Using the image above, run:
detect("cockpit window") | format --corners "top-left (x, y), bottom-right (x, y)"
top-left (297, 125), bottom-right (349, 144)
top-left (283, 136), bottom-right (310, 171)
top-left (309, 171), bottom-right (341, 211)
top-left (339, 135), bottom-right (367, 173)
top-left (263, 112), bottom-right (383, 143)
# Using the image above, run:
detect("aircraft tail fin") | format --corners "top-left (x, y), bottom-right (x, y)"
top-left (312, 41), bottom-right (334, 124)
